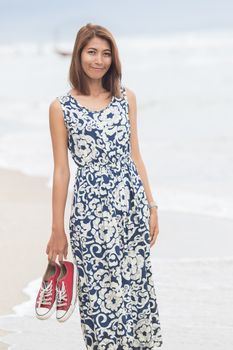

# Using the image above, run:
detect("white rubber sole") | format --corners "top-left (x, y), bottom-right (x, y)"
top-left (56, 262), bottom-right (78, 322)
top-left (35, 299), bottom-right (56, 320)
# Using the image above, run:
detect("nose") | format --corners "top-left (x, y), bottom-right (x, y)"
top-left (95, 54), bottom-right (103, 65)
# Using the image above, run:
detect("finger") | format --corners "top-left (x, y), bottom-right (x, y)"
top-left (46, 245), bottom-right (49, 255)
top-left (150, 225), bottom-right (155, 238)
top-left (51, 258), bottom-right (57, 266)
top-left (64, 247), bottom-right (68, 259)
top-left (149, 232), bottom-right (154, 247)
top-left (154, 227), bottom-right (159, 238)
top-left (58, 252), bottom-right (64, 264)
top-left (150, 228), bottom-right (157, 246)
top-left (48, 251), bottom-right (56, 265)
top-left (152, 232), bottom-right (158, 245)
top-left (150, 230), bottom-right (154, 243)
top-left (48, 250), bottom-right (52, 262)
top-left (150, 234), bottom-right (156, 247)
top-left (152, 227), bottom-right (159, 244)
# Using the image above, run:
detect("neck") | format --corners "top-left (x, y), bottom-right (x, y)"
top-left (86, 78), bottom-right (105, 97)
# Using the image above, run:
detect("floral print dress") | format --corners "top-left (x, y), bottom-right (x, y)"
top-left (57, 85), bottom-right (163, 349)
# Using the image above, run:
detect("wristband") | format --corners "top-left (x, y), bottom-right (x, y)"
top-left (148, 201), bottom-right (158, 209)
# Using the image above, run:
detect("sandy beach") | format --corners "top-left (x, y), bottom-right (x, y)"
top-left (0, 167), bottom-right (233, 349)
top-left (0, 168), bottom-right (74, 349)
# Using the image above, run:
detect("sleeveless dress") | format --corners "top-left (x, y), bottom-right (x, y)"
top-left (57, 85), bottom-right (163, 349)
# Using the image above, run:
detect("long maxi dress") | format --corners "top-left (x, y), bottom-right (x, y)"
top-left (57, 85), bottom-right (163, 349)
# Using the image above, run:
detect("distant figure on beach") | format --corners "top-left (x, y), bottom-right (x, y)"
top-left (46, 23), bottom-right (163, 349)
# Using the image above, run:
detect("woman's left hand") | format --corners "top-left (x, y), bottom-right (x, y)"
top-left (149, 208), bottom-right (159, 248)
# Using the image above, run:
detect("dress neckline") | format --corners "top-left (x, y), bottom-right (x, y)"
top-left (67, 91), bottom-right (115, 114)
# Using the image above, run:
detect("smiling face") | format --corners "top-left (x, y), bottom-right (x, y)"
top-left (80, 36), bottom-right (112, 81)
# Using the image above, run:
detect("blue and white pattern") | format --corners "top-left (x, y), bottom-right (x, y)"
top-left (57, 85), bottom-right (163, 349)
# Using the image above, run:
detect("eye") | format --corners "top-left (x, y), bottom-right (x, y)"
top-left (104, 52), bottom-right (111, 57)
top-left (88, 50), bottom-right (95, 55)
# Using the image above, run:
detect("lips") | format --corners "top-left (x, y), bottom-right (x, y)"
top-left (91, 67), bottom-right (104, 70)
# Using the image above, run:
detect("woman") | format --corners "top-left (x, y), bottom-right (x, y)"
top-left (46, 23), bottom-right (163, 349)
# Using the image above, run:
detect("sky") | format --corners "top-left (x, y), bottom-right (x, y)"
top-left (0, 0), bottom-right (233, 44)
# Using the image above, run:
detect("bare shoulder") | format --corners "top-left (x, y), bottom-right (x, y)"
top-left (124, 87), bottom-right (137, 115)
top-left (48, 98), bottom-right (67, 133)
top-left (49, 98), bottom-right (65, 122)
top-left (125, 87), bottom-right (136, 102)
top-left (49, 98), bottom-right (63, 114)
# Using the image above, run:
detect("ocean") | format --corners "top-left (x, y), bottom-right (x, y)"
top-left (0, 30), bottom-right (232, 219)
top-left (0, 29), bottom-right (233, 349)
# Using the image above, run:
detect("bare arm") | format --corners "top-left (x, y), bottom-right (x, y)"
top-left (49, 99), bottom-right (70, 231)
top-left (46, 99), bottom-right (70, 263)
top-left (126, 87), bottom-right (159, 247)
top-left (126, 88), bottom-right (156, 209)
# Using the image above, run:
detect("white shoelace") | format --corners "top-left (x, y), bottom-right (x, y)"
top-left (56, 281), bottom-right (68, 307)
top-left (37, 280), bottom-right (53, 307)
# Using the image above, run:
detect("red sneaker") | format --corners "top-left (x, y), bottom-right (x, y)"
top-left (35, 262), bottom-right (61, 320)
top-left (56, 260), bottom-right (77, 322)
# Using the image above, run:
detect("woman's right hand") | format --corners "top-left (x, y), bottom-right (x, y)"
top-left (46, 230), bottom-right (68, 264)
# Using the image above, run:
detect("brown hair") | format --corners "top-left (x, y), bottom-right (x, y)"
top-left (69, 23), bottom-right (122, 98)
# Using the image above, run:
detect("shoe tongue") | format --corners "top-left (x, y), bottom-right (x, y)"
top-left (57, 278), bottom-right (65, 287)
top-left (42, 281), bottom-right (49, 289)
top-left (58, 275), bottom-right (66, 282)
